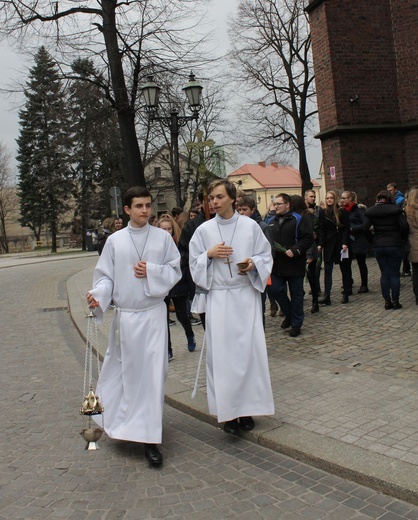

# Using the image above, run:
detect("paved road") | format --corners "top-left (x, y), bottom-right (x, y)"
top-left (1, 254), bottom-right (418, 519)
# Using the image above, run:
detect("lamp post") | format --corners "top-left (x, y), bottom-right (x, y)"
top-left (140, 73), bottom-right (203, 207)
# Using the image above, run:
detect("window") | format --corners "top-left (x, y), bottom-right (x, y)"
top-left (154, 167), bottom-right (161, 178)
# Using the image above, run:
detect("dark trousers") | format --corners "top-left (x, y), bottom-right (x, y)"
top-left (324, 258), bottom-right (352, 297)
top-left (269, 274), bottom-right (304, 328)
top-left (412, 263), bottom-right (418, 299)
top-left (354, 253), bottom-right (368, 287)
top-left (165, 296), bottom-right (193, 354)
top-left (374, 246), bottom-right (403, 301)
top-left (306, 260), bottom-right (319, 305)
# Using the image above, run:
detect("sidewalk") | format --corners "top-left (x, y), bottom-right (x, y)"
top-left (67, 258), bottom-right (418, 505)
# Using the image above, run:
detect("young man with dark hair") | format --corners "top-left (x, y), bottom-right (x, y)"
top-left (269, 193), bottom-right (314, 337)
top-left (189, 180), bottom-right (274, 435)
top-left (87, 186), bottom-right (181, 466)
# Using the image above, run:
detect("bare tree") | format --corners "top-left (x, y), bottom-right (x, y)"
top-left (0, 0), bottom-right (211, 190)
top-left (229, 0), bottom-right (317, 193)
top-left (0, 143), bottom-right (15, 253)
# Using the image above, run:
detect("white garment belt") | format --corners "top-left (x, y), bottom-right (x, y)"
top-left (210, 283), bottom-right (249, 290)
top-left (114, 303), bottom-right (162, 352)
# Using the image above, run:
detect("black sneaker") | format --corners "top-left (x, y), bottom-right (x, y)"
top-left (169, 319), bottom-right (176, 326)
top-left (190, 317), bottom-right (202, 326)
top-left (289, 327), bottom-right (301, 337)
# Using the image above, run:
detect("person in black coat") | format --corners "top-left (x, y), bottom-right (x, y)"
top-left (362, 190), bottom-right (409, 309)
top-left (268, 193), bottom-right (313, 337)
top-left (341, 190), bottom-right (370, 293)
top-left (318, 191), bottom-right (352, 305)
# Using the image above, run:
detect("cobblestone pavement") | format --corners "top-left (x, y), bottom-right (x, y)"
top-left (1, 252), bottom-right (418, 519)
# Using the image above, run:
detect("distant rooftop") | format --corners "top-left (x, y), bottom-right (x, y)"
top-left (229, 162), bottom-right (320, 188)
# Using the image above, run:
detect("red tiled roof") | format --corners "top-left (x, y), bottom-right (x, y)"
top-left (229, 163), bottom-right (320, 188)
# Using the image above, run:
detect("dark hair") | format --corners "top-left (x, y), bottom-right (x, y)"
top-left (376, 190), bottom-right (394, 204)
top-left (290, 195), bottom-right (307, 215)
top-left (208, 179), bottom-right (237, 202)
top-left (237, 196), bottom-right (256, 210)
top-left (275, 193), bottom-right (291, 205)
top-left (387, 182), bottom-right (397, 190)
top-left (171, 207), bottom-right (183, 218)
top-left (123, 186), bottom-right (152, 208)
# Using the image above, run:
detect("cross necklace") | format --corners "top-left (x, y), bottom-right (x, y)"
top-left (129, 226), bottom-right (150, 281)
top-left (216, 215), bottom-right (239, 278)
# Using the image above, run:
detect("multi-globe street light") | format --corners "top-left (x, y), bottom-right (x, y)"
top-left (140, 73), bottom-right (203, 207)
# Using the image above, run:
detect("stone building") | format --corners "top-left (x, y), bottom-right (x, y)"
top-left (306, 0), bottom-right (418, 205)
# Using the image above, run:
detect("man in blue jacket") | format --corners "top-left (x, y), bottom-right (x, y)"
top-left (268, 193), bottom-right (313, 337)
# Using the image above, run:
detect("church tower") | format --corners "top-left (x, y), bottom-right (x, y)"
top-left (306, 0), bottom-right (418, 204)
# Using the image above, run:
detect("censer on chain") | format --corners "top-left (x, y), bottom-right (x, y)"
top-left (80, 309), bottom-right (104, 450)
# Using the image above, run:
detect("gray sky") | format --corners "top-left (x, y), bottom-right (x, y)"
top-left (0, 0), bottom-right (322, 177)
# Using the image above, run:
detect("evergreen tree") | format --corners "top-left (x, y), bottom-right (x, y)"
top-left (17, 46), bottom-right (73, 252)
top-left (69, 58), bottom-right (124, 250)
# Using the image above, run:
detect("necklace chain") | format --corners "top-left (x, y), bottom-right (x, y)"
top-left (129, 226), bottom-right (150, 261)
top-left (217, 215), bottom-right (239, 278)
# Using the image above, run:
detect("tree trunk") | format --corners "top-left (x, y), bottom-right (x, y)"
top-left (297, 129), bottom-right (313, 194)
top-left (102, 0), bottom-right (146, 189)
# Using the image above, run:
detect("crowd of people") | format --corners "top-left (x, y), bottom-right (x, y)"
top-left (87, 180), bottom-right (415, 466)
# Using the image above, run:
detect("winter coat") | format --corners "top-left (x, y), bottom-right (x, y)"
top-left (407, 211), bottom-right (418, 263)
top-left (346, 204), bottom-right (370, 255)
top-left (269, 211), bottom-right (313, 278)
top-left (362, 203), bottom-right (409, 248)
top-left (318, 208), bottom-right (350, 264)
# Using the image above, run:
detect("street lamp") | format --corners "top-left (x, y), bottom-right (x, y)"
top-left (140, 73), bottom-right (203, 207)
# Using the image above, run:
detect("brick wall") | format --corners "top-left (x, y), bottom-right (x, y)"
top-left (308, 0), bottom-right (418, 201)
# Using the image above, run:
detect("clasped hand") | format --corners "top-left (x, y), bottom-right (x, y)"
top-left (133, 261), bottom-right (147, 279)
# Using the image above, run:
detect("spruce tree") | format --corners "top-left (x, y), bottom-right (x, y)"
top-left (17, 46), bottom-right (73, 252)
top-left (69, 58), bottom-right (124, 249)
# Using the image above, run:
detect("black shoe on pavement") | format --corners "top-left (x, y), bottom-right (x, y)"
top-left (319, 296), bottom-right (331, 305)
top-left (190, 316), bottom-right (202, 326)
top-left (401, 271), bottom-right (411, 277)
top-left (144, 444), bottom-right (163, 466)
top-left (392, 300), bottom-right (403, 309)
top-left (280, 318), bottom-right (291, 329)
top-left (239, 416), bottom-right (255, 431)
top-left (341, 293), bottom-right (349, 304)
top-left (169, 319), bottom-right (176, 326)
top-left (311, 303), bottom-right (319, 314)
top-left (384, 299), bottom-right (393, 310)
top-left (358, 286), bottom-right (369, 293)
top-left (289, 327), bottom-right (301, 337)
top-left (224, 419), bottom-right (240, 436)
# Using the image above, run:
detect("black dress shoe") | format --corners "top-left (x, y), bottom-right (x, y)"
top-left (239, 416), bottom-right (255, 431)
top-left (311, 303), bottom-right (319, 314)
top-left (280, 317), bottom-right (291, 329)
top-left (289, 327), bottom-right (301, 337)
top-left (358, 286), bottom-right (369, 293)
top-left (319, 296), bottom-right (331, 305)
top-left (144, 444), bottom-right (163, 465)
top-left (341, 293), bottom-right (349, 304)
top-left (224, 419), bottom-right (240, 435)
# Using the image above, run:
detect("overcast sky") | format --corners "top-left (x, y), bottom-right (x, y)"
top-left (0, 0), bottom-right (321, 177)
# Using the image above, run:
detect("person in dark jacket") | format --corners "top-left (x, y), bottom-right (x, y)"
top-left (318, 191), bottom-right (351, 305)
top-left (268, 193), bottom-right (313, 337)
top-left (341, 190), bottom-right (369, 293)
top-left (363, 190), bottom-right (409, 309)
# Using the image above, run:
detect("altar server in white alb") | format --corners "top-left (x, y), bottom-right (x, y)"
top-left (189, 179), bottom-right (274, 435)
top-left (87, 186), bottom-right (181, 466)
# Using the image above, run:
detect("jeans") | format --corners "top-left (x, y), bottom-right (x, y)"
top-left (269, 274), bottom-right (304, 328)
top-left (165, 296), bottom-right (194, 354)
top-left (374, 247), bottom-right (403, 300)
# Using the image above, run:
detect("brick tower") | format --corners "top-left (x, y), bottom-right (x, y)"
top-left (306, 0), bottom-right (418, 205)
